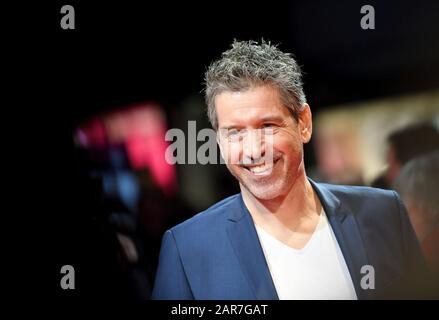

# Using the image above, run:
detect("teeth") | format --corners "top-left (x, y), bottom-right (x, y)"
top-left (248, 163), bottom-right (273, 174)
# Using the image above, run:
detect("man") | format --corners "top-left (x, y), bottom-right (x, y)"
top-left (394, 151), bottom-right (439, 296)
top-left (152, 40), bottom-right (429, 299)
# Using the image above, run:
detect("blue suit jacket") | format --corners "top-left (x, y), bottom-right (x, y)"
top-left (152, 180), bottom-right (429, 299)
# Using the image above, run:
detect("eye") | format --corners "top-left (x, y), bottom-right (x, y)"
top-left (228, 129), bottom-right (239, 136)
top-left (262, 123), bottom-right (278, 134)
top-left (225, 128), bottom-right (245, 141)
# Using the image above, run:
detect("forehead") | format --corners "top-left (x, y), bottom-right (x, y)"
top-left (215, 85), bottom-right (291, 127)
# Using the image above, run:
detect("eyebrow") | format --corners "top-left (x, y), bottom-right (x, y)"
top-left (218, 115), bottom-right (285, 130)
top-left (259, 115), bottom-right (284, 123)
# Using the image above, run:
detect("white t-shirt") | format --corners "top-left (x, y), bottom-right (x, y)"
top-left (255, 209), bottom-right (358, 300)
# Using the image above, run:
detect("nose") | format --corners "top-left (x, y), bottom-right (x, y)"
top-left (242, 129), bottom-right (265, 164)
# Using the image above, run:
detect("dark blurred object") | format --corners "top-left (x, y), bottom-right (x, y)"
top-left (394, 151), bottom-right (439, 297)
top-left (370, 175), bottom-right (388, 189)
top-left (72, 103), bottom-right (183, 299)
top-left (372, 123), bottom-right (439, 189)
top-left (71, 142), bottom-right (152, 300)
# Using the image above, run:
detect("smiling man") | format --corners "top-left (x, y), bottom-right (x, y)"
top-left (152, 40), bottom-right (430, 299)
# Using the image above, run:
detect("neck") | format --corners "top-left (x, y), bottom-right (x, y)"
top-left (241, 171), bottom-right (322, 231)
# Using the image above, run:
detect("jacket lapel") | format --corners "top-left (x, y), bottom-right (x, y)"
top-left (226, 194), bottom-right (279, 300)
top-left (309, 179), bottom-right (371, 299)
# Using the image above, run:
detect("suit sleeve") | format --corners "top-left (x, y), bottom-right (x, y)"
top-left (392, 191), bottom-right (433, 298)
top-left (151, 230), bottom-right (194, 300)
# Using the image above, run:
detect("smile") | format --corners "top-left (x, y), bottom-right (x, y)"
top-left (243, 159), bottom-right (279, 176)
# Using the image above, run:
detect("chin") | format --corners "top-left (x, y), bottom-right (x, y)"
top-left (227, 160), bottom-right (296, 201)
top-left (242, 178), bottom-right (290, 201)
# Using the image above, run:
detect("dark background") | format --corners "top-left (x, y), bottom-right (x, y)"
top-left (54, 0), bottom-right (439, 122)
top-left (49, 0), bottom-right (439, 298)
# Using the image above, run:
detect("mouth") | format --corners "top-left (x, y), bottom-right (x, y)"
top-left (242, 158), bottom-right (279, 176)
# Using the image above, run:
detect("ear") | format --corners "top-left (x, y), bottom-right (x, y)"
top-left (298, 103), bottom-right (312, 143)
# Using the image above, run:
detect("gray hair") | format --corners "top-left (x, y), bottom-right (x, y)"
top-left (204, 39), bottom-right (307, 130)
top-left (393, 151), bottom-right (439, 222)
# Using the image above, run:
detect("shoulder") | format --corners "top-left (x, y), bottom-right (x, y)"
top-left (169, 193), bottom-right (241, 235)
top-left (318, 182), bottom-right (404, 224)
top-left (321, 183), bottom-right (398, 203)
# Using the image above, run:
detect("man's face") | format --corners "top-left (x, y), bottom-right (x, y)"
top-left (215, 85), bottom-right (312, 200)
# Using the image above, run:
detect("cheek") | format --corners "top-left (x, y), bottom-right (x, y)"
top-left (274, 135), bottom-right (299, 152)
